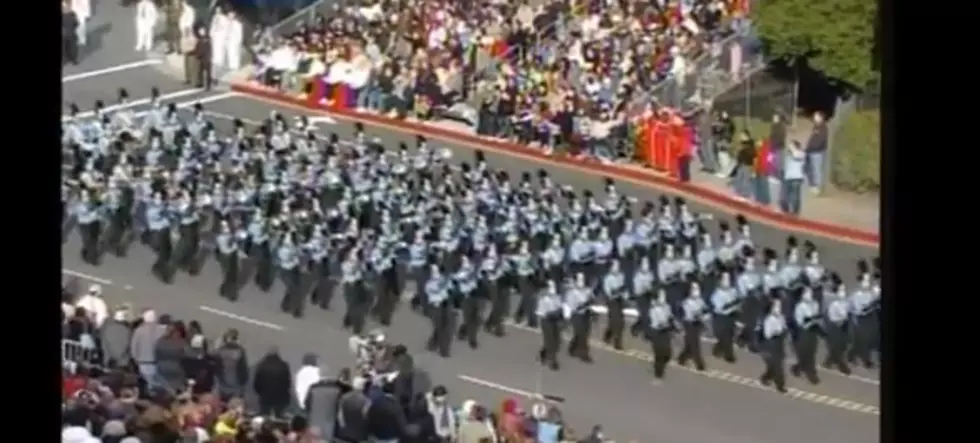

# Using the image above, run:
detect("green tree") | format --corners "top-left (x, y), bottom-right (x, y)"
top-left (753, 0), bottom-right (878, 88)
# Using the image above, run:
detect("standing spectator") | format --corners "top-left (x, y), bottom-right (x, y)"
top-left (164, 0), bottom-right (182, 54)
top-left (70, 0), bottom-right (90, 47)
top-left (710, 111), bottom-right (735, 176)
top-left (780, 141), bottom-right (806, 215)
top-left (366, 381), bottom-right (409, 443)
top-left (730, 131), bottom-right (756, 200)
top-left (426, 385), bottom-right (456, 442)
top-left (213, 329), bottom-right (250, 401)
top-left (62, 1), bottom-right (79, 65)
top-left (253, 346), bottom-right (293, 418)
top-left (768, 113), bottom-right (787, 180)
top-left (134, 0), bottom-right (158, 52)
top-left (295, 354), bottom-right (322, 410)
top-left (100, 307), bottom-right (133, 369)
top-left (130, 310), bottom-right (165, 391)
top-left (210, 7), bottom-right (229, 71)
top-left (753, 138), bottom-right (773, 205)
top-left (458, 402), bottom-right (495, 443)
top-left (225, 10), bottom-right (245, 71)
top-left (404, 392), bottom-right (436, 443)
top-left (76, 284), bottom-right (108, 328)
top-left (183, 334), bottom-right (216, 395)
top-left (336, 375), bottom-right (371, 442)
top-left (193, 26), bottom-right (214, 89)
top-left (304, 368), bottom-right (344, 441)
top-left (805, 112), bottom-right (828, 194)
top-left (154, 318), bottom-right (189, 392)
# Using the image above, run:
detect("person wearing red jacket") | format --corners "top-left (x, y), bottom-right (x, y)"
top-left (753, 139), bottom-right (774, 205)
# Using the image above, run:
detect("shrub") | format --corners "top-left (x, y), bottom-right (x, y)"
top-left (831, 110), bottom-right (880, 193)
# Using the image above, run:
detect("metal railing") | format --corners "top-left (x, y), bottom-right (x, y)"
top-left (634, 33), bottom-right (766, 117)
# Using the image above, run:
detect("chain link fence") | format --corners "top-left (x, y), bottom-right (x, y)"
top-left (711, 64), bottom-right (798, 133)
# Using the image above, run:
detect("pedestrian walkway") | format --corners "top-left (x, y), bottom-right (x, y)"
top-left (688, 168), bottom-right (879, 233)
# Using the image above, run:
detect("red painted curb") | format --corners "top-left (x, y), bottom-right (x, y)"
top-left (229, 82), bottom-right (880, 247)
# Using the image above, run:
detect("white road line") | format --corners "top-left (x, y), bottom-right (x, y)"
top-left (64, 88), bottom-right (203, 121)
top-left (62, 269), bottom-right (114, 286)
top-left (133, 92), bottom-right (242, 118)
top-left (458, 375), bottom-right (547, 401)
top-left (62, 60), bottom-right (162, 83)
top-left (198, 306), bottom-right (285, 331)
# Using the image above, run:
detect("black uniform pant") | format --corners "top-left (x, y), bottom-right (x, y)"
top-left (343, 282), bottom-right (368, 334)
top-left (760, 336), bottom-right (787, 391)
top-left (279, 267), bottom-right (303, 318)
top-left (63, 36), bottom-right (79, 64)
top-left (426, 303), bottom-right (456, 357)
top-left (373, 268), bottom-right (398, 325)
top-left (218, 253), bottom-right (240, 301)
top-left (631, 291), bottom-right (653, 337)
top-left (539, 314), bottom-right (563, 370)
top-left (604, 297), bottom-right (626, 349)
top-left (309, 260), bottom-right (334, 309)
top-left (792, 328), bottom-right (820, 383)
top-left (650, 328), bottom-right (674, 379)
top-left (252, 244), bottom-right (274, 291)
top-left (174, 222), bottom-right (201, 274)
top-left (484, 279), bottom-right (509, 335)
top-left (513, 275), bottom-right (538, 327)
top-left (457, 295), bottom-right (484, 348)
top-left (823, 323), bottom-right (851, 374)
top-left (103, 209), bottom-right (131, 257)
top-left (678, 322), bottom-right (706, 370)
top-left (568, 311), bottom-right (593, 361)
top-left (79, 221), bottom-right (102, 265)
top-left (848, 316), bottom-right (875, 368)
top-left (711, 313), bottom-right (737, 362)
top-left (152, 230), bottom-right (174, 284)
top-left (736, 295), bottom-right (762, 351)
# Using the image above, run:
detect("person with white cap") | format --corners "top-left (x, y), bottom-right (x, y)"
top-left (75, 284), bottom-right (108, 328)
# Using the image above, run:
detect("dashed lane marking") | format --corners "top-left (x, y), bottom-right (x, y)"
top-left (62, 268), bottom-right (878, 416)
top-left (504, 321), bottom-right (880, 416)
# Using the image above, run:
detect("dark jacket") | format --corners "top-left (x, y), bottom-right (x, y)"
top-left (154, 336), bottom-right (189, 389)
top-left (305, 379), bottom-right (343, 439)
top-left (366, 393), bottom-right (408, 440)
top-left (213, 342), bottom-right (249, 393)
top-left (806, 123), bottom-right (828, 153)
top-left (769, 121), bottom-right (787, 150)
top-left (100, 319), bottom-right (133, 369)
top-left (336, 389), bottom-right (371, 442)
top-left (252, 353), bottom-right (292, 409)
top-left (182, 354), bottom-right (217, 395)
top-left (195, 35), bottom-right (212, 64)
top-left (62, 11), bottom-right (78, 40)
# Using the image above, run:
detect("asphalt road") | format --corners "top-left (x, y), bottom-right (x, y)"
top-left (61, 93), bottom-right (879, 443)
top-left (61, 6), bottom-right (880, 442)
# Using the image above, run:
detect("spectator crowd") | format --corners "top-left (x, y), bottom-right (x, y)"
top-left (247, 0), bottom-right (752, 165)
top-left (61, 282), bottom-right (599, 443)
top-left (243, 0), bottom-right (831, 226)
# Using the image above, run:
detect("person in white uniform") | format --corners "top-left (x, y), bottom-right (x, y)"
top-left (135, 0), bottom-right (158, 52)
top-left (209, 7), bottom-right (229, 70)
top-left (71, 0), bottom-right (90, 46)
top-left (224, 10), bottom-right (244, 71)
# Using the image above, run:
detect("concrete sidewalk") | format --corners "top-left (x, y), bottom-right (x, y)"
top-left (686, 168), bottom-right (879, 233)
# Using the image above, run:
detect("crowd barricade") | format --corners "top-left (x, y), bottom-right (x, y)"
top-left (62, 338), bottom-right (97, 367)
top-left (634, 111), bottom-right (692, 179)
